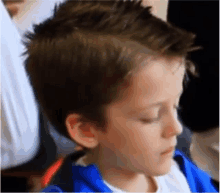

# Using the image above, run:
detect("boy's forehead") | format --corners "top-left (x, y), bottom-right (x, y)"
top-left (111, 55), bottom-right (185, 110)
top-left (134, 53), bottom-right (185, 74)
top-left (133, 55), bottom-right (185, 89)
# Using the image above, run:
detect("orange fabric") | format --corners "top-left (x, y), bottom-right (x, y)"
top-left (41, 157), bottom-right (64, 188)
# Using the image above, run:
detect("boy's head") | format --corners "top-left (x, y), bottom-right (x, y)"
top-left (24, 0), bottom-right (199, 176)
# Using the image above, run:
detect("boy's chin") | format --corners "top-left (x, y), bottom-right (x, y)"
top-left (150, 158), bottom-right (173, 177)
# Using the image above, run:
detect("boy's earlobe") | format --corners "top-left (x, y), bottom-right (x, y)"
top-left (65, 114), bottom-right (99, 149)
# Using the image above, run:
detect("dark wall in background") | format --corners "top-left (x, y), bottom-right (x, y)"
top-left (168, 1), bottom-right (219, 133)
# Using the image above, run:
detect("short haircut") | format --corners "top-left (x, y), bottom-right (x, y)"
top-left (23, 0), bottom-right (199, 143)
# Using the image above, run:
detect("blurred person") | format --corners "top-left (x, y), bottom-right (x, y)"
top-left (11, 0), bottom-right (78, 158)
top-left (12, 0), bottom-right (65, 35)
top-left (168, 1), bottom-right (219, 190)
top-left (2, 1), bottom-right (79, 191)
top-left (142, 0), bottom-right (168, 21)
top-left (1, 0), bottom-right (39, 170)
top-left (23, 1), bottom-right (217, 192)
top-left (2, 0), bottom-right (25, 18)
top-left (1, 1), bottom-right (56, 192)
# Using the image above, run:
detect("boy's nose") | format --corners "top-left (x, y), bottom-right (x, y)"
top-left (163, 117), bottom-right (183, 138)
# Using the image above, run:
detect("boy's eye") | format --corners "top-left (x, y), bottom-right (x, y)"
top-left (139, 118), bottom-right (158, 124)
top-left (139, 105), bottom-right (183, 124)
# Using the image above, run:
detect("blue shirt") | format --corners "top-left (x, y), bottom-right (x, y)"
top-left (41, 149), bottom-right (218, 192)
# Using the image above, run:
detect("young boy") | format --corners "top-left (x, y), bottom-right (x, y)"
top-left (23, 0), bottom-right (218, 192)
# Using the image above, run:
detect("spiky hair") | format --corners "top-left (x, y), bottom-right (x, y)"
top-left (23, 0), bottom-right (199, 142)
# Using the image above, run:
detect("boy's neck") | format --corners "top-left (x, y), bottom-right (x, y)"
top-left (82, 151), bottom-right (157, 192)
top-left (100, 168), bottom-right (157, 192)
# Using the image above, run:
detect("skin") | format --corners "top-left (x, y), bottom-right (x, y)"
top-left (66, 54), bottom-right (185, 192)
top-left (142, 0), bottom-right (169, 21)
top-left (3, 0), bottom-right (25, 17)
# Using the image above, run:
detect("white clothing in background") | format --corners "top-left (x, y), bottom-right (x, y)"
top-left (0, 1), bottom-right (39, 170)
top-left (12, 0), bottom-right (76, 157)
top-left (13, 0), bottom-right (65, 37)
top-left (190, 128), bottom-right (219, 182)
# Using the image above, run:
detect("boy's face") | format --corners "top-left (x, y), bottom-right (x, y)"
top-left (96, 56), bottom-right (185, 176)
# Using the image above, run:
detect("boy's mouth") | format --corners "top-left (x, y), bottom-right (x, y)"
top-left (161, 146), bottom-right (175, 155)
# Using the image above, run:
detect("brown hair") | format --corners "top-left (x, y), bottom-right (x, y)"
top-left (23, 0), bottom-right (199, 146)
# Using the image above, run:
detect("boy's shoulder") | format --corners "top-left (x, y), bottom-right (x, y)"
top-left (174, 149), bottom-right (218, 192)
top-left (41, 149), bottom-right (218, 192)
top-left (41, 163), bottom-right (112, 192)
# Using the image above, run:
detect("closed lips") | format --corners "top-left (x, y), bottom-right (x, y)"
top-left (162, 147), bottom-right (175, 154)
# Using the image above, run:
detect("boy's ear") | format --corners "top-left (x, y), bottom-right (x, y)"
top-left (65, 114), bottom-right (99, 149)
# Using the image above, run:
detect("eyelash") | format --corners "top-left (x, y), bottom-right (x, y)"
top-left (139, 105), bottom-right (183, 124)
